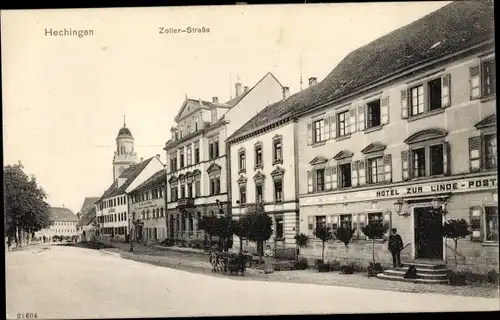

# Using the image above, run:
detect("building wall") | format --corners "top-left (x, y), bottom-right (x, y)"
top-left (35, 221), bottom-right (79, 239)
top-left (224, 73), bottom-right (284, 138)
top-left (296, 50), bottom-right (498, 273)
top-left (130, 195), bottom-right (167, 243)
top-left (126, 157), bottom-right (165, 192)
top-left (99, 194), bottom-right (129, 239)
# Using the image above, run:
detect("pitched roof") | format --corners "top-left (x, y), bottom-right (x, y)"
top-left (97, 157), bottom-right (154, 202)
top-left (77, 207), bottom-right (96, 227)
top-left (227, 1), bottom-right (495, 141)
top-left (49, 207), bottom-right (79, 222)
top-left (174, 98), bottom-right (231, 123)
top-left (78, 197), bottom-right (99, 215)
top-left (130, 169), bottom-right (166, 194)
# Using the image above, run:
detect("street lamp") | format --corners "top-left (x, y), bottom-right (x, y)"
top-left (394, 198), bottom-right (410, 217)
top-left (431, 196), bottom-right (448, 215)
top-left (129, 213), bottom-right (133, 252)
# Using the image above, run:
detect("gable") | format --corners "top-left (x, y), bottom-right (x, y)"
top-left (237, 175), bottom-right (247, 185)
top-left (361, 142), bottom-right (387, 154)
top-left (474, 114), bottom-right (496, 129)
top-left (309, 156), bottom-right (328, 165)
top-left (271, 166), bottom-right (285, 177)
top-left (404, 128), bottom-right (448, 144)
top-left (206, 163), bottom-right (222, 173)
top-left (253, 171), bottom-right (266, 182)
top-left (333, 150), bottom-right (354, 160)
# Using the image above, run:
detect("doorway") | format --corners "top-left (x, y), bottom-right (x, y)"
top-left (414, 207), bottom-right (443, 259)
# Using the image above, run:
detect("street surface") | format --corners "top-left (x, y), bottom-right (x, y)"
top-left (6, 244), bottom-right (499, 319)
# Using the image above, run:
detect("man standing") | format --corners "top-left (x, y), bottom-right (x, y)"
top-left (388, 228), bottom-right (404, 268)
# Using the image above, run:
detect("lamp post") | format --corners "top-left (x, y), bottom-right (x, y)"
top-left (129, 213), bottom-right (133, 252)
top-left (394, 198), bottom-right (410, 217)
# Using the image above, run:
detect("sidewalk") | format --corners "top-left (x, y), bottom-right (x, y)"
top-left (95, 240), bottom-right (499, 299)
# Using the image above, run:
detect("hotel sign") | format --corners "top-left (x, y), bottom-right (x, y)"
top-left (300, 175), bottom-right (497, 206)
top-left (376, 177), bottom-right (497, 198)
top-left (133, 200), bottom-right (159, 210)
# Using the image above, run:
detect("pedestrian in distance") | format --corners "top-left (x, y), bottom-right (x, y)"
top-left (388, 228), bottom-right (404, 268)
top-left (264, 245), bottom-right (274, 274)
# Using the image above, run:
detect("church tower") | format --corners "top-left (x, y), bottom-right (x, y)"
top-left (112, 116), bottom-right (138, 181)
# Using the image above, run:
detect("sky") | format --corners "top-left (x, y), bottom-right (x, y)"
top-left (2, 2), bottom-right (450, 214)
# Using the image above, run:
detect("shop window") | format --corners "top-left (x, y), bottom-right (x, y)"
top-left (340, 214), bottom-right (352, 229)
top-left (315, 216), bottom-right (326, 233)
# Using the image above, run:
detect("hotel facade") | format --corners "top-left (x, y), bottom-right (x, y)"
top-left (164, 73), bottom-right (284, 246)
top-left (295, 1), bottom-right (497, 274)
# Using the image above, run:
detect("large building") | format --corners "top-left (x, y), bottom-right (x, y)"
top-left (95, 123), bottom-right (165, 240)
top-left (129, 169), bottom-right (167, 243)
top-left (292, 1), bottom-right (497, 274)
top-left (35, 207), bottom-right (79, 240)
top-left (164, 73), bottom-right (284, 247)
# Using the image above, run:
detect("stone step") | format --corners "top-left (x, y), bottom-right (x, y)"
top-left (401, 262), bottom-right (447, 270)
top-left (393, 267), bottom-right (450, 275)
top-left (376, 273), bottom-right (449, 284)
top-left (383, 269), bottom-right (448, 280)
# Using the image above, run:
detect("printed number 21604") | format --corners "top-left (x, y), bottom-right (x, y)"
top-left (17, 313), bottom-right (38, 319)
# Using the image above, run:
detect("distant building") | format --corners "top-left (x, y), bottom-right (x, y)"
top-left (95, 122), bottom-right (165, 241)
top-left (76, 197), bottom-right (100, 241)
top-left (113, 119), bottom-right (138, 181)
top-left (164, 73), bottom-right (284, 247)
top-left (129, 169), bottom-right (167, 244)
top-left (35, 207), bottom-right (79, 239)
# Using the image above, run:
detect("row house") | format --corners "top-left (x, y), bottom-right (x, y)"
top-left (164, 73), bottom-right (284, 246)
top-left (129, 169), bottom-right (167, 243)
top-left (95, 124), bottom-right (165, 240)
top-left (294, 1), bottom-right (497, 274)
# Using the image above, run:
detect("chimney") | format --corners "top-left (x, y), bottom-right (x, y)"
top-left (282, 87), bottom-right (290, 100)
top-left (309, 77), bottom-right (318, 87)
top-left (77, 213), bottom-right (81, 220)
top-left (243, 86), bottom-right (249, 93)
top-left (156, 154), bottom-right (161, 159)
top-left (235, 82), bottom-right (243, 97)
top-left (212, 97), bottom-right (219, 103)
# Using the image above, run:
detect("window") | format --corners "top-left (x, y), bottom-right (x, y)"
top-left (180, 183), bottom-right (185, 199)
top-left (366, 99), bottom-right (381, 128)
top-left (485, 206), bottom-right (498, 242)
top-left (428, 78), bottom-right (442, 111)
top-left (256, 184), bottom-right (263, 202)
top-left (186, 147), bottom-right (192, 166)
top-left (315, 215), bottom-right (326, 231)
top-left (273, 139), bottom-right (282, 163)
top-left (339, 163), bottom-right (351, 188)
top-left (368, 157), bottom-right (384, 184)
top-left (255, 145), bottom-right (263, 168)
top-left (472, 59), bottom-right (496, 99)
top-left (482, 60), bottom-right (496, 96)
top-left (368, 212), bottom-right (383, 226)
top-left (179, 125), bottom-right (184, 138)
top-left (484, 134), bottom-right (497, 169)
top-left (313, 119), bottom-right (325, 143)
top-left (239, 186), bottom-right (246, 205)
top-left (214, 141), bottom-right (219, 158)
top-left (194, 142), bottom-right (200, 164)
top-left (410, 85), bottom-right (424, 116)
top-left (195, 178), bottom-right (201, 197)
top-left (337, 111), bottom-right (349, 137)
top-left (340, 214), bottom-right (352, 229)
top-left (430, 144), bottom-right (444, 175)
top-left (210, 177), bottom-right (220, 195)
top-left (411, 148), bottom-right (426, 178)
top-left (209, 139), bottom-right (219, 160)
top-left (274, 180), bottom-right (283, 202)
top-left (316, 169), bottom-right (325, 192)
top-left (179, 150), bottom-right (185, 168)
top-left (187, 182), bottom-right (193, 198)
top-left (239, 151), bottom-right (246, 172)
top-left (275, 216), bottom-right (284, 239)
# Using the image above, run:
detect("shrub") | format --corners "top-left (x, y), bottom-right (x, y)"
top-left (447, 270), bottom-right (467, 286)
top-left (294, 258), bottom-right (309, 270)
top-left (487, 269), bottom-right (499, 285)
top-left (313, 225), bottom-right (333, 263)
top-left (295, 233), bottom-right (309, 248)
top-left (328, 260), bottom-right (342, 272)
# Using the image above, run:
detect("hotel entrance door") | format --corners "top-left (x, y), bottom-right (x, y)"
top-left (414, 207), bottom-right (443, 260)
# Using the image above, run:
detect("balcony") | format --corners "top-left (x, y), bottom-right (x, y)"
top-left (177, 197), bottom-right (195, 209)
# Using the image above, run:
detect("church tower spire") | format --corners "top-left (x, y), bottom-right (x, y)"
top-left (112, 119), bottom-right (138, 181)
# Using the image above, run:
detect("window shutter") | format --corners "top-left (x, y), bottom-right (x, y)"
top-left (351, 161), bottom-right (359, 187)
top-left (307, 123), bottom-right (313, 145)
top-left (443, 142), bottom-right (451, 176)
top-left (441, 73), bottom-right (451, 108)
top-left (312, 170), bottom-right (317, 193)
top-left (470, 207), bottom-right (482, 241)
top-left (470, 65), bottom-right (481, 100)
top-left (358, 160), bottom-right (366, 186)
top-left (324, 116), bottom-right (330, 140)
top-left (357, 105), bottom-right (365, 131)
top-left (469, 136), bottom-right (482, 172)
top-left (307, 171), bottom-right (313, 193)
top-left (358, 213), bottom-right (367, 239)
top-left (380, 96), bottom-right (389, 125)
top-left (325, 167), bottom-right (332, 191)
top-left (401, 89), bottom-right (408, 119)
top-left (349, 108), bottom-right (357, 133)
top-left (401, 150), bottom-right (410, 180)
top-left (331, 166), bottom-right (338, 189)
top-left (383, 154), bottom-right (392, 182)
top-left (329, 115), bottom-right (337, 139)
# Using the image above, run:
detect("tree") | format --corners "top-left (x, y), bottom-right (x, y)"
top-left (4, 162), bottom-right (51, 247)
top-left (198, 215), bottom-right (217, 254)
top-left (214, 216), bottom-right (233, 252)
top-left (361, 223), bottom-right (388, 266)
top-left (233, 215), bottom-right (251, 251)
top-left (335, 227), bottom-right (355, 264)
top-left (313, 226), bottom-right (332, 263)
top-left (294, 233), bottom-right (309, 257)
top-left (442, 218), bottom-right (471, 269)
top-left (245, 202), bottom-right (273, 262)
